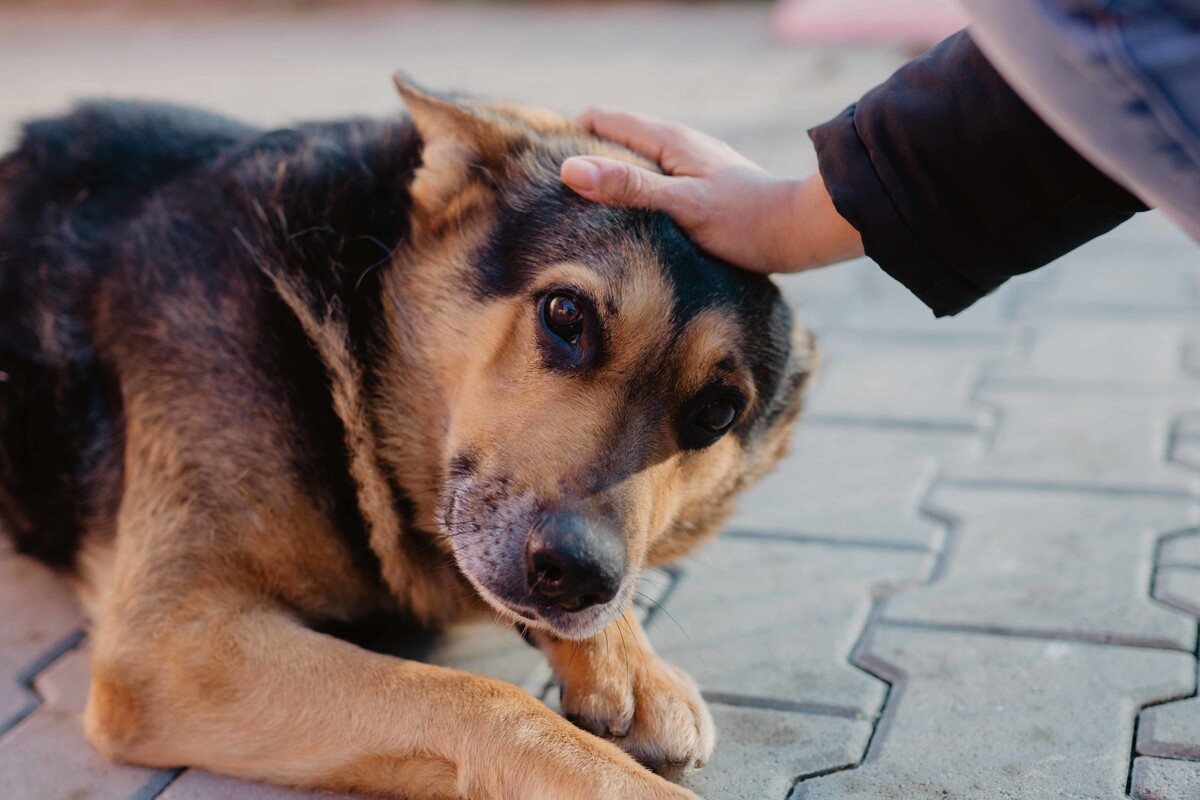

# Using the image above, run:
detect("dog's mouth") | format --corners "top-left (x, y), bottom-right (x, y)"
top-left (440, 481), bottom-right (635, 640)
top-left (466, 572), bottom-right (638, 640)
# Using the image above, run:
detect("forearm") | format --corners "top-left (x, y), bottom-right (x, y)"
top-left (771, 173), bottom-right (864, 272)
top-left (810, 30), bottom-right (1146, 316)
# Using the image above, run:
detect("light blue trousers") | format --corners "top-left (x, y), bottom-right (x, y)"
top-left (962, 0), bottom-right (1200, 240)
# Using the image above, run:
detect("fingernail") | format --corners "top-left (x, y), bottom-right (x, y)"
top-left (562, 157), bottom-right (600, 191)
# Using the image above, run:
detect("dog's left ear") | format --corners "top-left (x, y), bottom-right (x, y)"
top-left (394, 74), bottom-right (536, 213)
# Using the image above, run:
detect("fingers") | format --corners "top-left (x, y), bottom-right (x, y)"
top-left (561, 155), bottom-right (689, 212)
top-left (575, 107), bottom-right (687, 166)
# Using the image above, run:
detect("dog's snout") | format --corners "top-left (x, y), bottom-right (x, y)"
top-left (526, 512), bottom-right (625, 613)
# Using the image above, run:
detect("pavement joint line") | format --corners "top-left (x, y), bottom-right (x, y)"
top-left (875, 619), bottom-right (1195, 653)
top-left (1016, 303), bottom-right (1200, 321)
top-left (0, 627), bottom-right (87, 739)
top-left (788, 609), bottom-right (903, 800)
top-left (936, 477), bottom-right (1200, 501)
top-left (722, 529), bottom-right (934, 554)
top-left (699, 692), bottom-right (864, 721)
top-left (982, 376), bottom-right (1200, 397)
top-left (1170, 417), bottom-right (1200, 473)
top-left (801, 414), bottom-right (986, 435)
top-left (136, 768), bottom-right (184, 800)
top-left (817, 328), bottom-right (1010, 349)
top-left (790, 461), bottom-right (964, 796)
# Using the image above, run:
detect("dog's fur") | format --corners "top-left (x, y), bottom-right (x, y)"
top-left (0, 81), bottom-right (814, 799)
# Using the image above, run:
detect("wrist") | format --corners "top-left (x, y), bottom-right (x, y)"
top-left (771, 174), bottom-right (864, 272)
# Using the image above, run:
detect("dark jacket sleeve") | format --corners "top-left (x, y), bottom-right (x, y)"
top-left (809, 30), bottom-right (1147, 316)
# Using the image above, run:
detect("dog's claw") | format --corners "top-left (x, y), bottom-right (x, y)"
top-left (560, 657), bottom-right (714, 778)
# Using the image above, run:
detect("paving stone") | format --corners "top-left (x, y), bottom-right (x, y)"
top-left (0, 645), bottom-right (175, 800)
top-left (883, 488), bottom-right (1199, 649)
top-left (679, 704), bottom-right (872, 800)
top-left (1160, 530), bottom-right (1200, 567)
top-left (949, 390), bottom-right (1200, 495)
top-left (732, 422), bottom-right (979, 548)
top-left (1130, 756), bottom-right (1200, 800)
top-left (1138, 666), bottom-right (1200, 761)
top-left (804, 335), bottom-right (1001, 430)
top-left (1017, 214), bottom-right (1200, 318)
top-left (1174, 434), bottom-right (1200, 472)
top-left (1155, 567), bottom-right (1200, 618)
top-left (777, 259), bottom-right (877, 332)
top-left (990, 320), bottom-right (1200, 385)
top-left (827, 263), bottom-right (1026, 343)
top-left (161, 770), bottom-right (358, 800)
top-left (793, 627), bottom-right (1195, 800)
top-left (0, 549), bottom-right (87, 731)
top-left (649, 537), bottom-right (931, 715)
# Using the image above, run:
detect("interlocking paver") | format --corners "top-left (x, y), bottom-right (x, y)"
top-left (1160, 530), bottom-right (1200, 567)
top-left (1174, 434), bottom-right (1200, 471)
top-left (680, 705), bottom-right (871, 800)
top-left (1155, 567), bottom-right (1200, 617)
top-left (990, 320), bottom-right (1199, 385)
top-left (1138, 683), bottom-right (1200, 761)
top-left (793, 627), bottom-right (1195, 800)
top-left (0, 645), bottom-right (176, 800)
top-left (0, 548), bottom-right (87, 732)
top-left (732, 423), bottom-right (978, 548)
top-left (1134, 567), bottom-right (1200, 764)
top-left (3, 5), bottom-right (1200, 800)
top-left (161, 771), bottom-right (356, 800)
top-left (829, 266), bottom-right (1023, 343)
top-left (883, 488), bottom-right (1198, 649)
top-left (649, 536), bottom-right (932, 714)
top-left (803, 335), bottom-right (1001, 430)
top-left (947, 390), bottom-right (1200, 495)
top-left (1130, 756), bottom-right (1200, 800)
top-left (1016, 214), bottom-right (1200, 318)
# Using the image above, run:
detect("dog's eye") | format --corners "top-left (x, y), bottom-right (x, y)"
top-left (693, 399), bottom-right (738, 433)
top-left (680, 389), bottom-right (743, 449)
top-left (542, 292), bottom-right (584, 344)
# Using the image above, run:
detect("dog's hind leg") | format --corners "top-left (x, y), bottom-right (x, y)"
top-left (532, 609), bottom-right (716, 779)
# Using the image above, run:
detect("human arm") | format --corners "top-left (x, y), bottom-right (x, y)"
top-left (563, 31), bottom-right (1148, 317)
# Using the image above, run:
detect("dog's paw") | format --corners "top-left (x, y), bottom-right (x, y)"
top-left (561, 655), bottom-right (715, 777)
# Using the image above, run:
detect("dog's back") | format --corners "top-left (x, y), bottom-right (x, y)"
top-left (0, 102), bottom-right (256, 566)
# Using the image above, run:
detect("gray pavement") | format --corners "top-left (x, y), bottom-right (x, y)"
top-left (1, 4), bottom-right (1198, 799)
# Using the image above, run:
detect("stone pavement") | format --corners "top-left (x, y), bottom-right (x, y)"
top-left (1, 4), bottom-right (1198, 799)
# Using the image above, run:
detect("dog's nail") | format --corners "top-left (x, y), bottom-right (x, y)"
top-left (608, 718), bottom-right (631, 737)
top-left (562, 158), bottom-right (600, 191)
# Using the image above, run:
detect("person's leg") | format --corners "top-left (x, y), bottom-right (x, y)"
top-left (962, 0), bottom-right (1200, 240)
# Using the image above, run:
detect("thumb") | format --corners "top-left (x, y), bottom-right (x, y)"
top-left (561, 156), bottom-right (678, 210)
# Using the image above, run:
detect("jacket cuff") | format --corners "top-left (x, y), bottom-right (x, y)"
top-left (809, 106), bottom-right (984, 317)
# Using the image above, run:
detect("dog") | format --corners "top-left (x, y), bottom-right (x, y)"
top-left (0, 78), bottom-right (814, 799)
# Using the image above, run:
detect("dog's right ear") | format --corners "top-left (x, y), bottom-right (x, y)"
top-left (394, 74), bottom-right (526, 213)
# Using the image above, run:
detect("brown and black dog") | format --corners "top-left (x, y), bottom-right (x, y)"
top-left (0, 79), bottom-right (814, 799)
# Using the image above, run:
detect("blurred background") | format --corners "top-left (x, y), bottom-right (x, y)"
top-left (0, 0), bottom-right (958, 173)
top-left (3, 3), bottom-right (1198, 800)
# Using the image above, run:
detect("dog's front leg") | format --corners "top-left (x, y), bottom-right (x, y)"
top-left (85, 601), bottom-right (699, 800)
top-left (533, 609), bottom-right (715, 777)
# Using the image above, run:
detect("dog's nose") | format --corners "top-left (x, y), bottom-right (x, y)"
top-left (526, 512), bottom-right (626, 613)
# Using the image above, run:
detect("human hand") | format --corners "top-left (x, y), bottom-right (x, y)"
top-left (560, 108), bottom-right (864, 273)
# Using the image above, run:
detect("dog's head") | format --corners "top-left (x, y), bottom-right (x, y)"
top-left (392, 78), bottom-right (815, 640)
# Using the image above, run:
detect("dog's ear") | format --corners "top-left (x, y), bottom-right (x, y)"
top-left (394, 74), bottom-right (533, 212)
